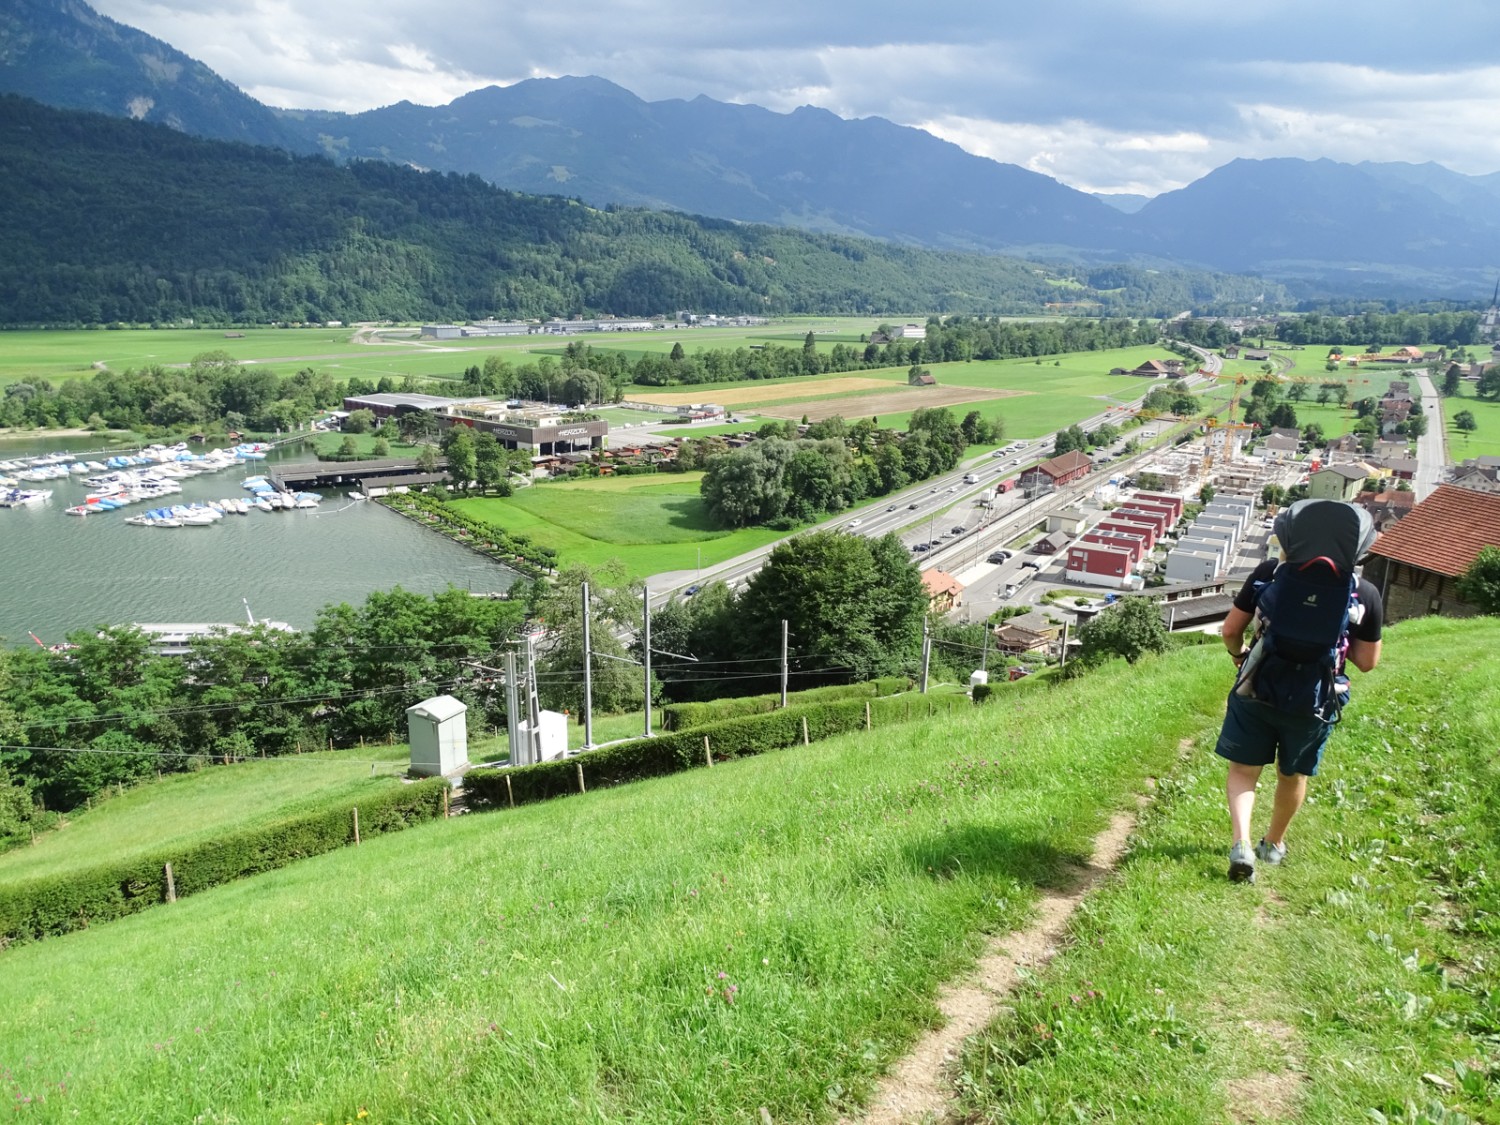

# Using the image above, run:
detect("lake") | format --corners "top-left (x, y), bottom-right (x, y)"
top-left (0, 435), bottom-right (518, 645)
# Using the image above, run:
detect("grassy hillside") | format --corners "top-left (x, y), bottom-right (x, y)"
top-left (0, 744), bottom-right (419, 884)
top-left (0, 619), bottom-right (1494, 1123)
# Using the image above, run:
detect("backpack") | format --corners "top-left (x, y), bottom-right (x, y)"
top-left (1233, 499), bottom-right (1376, 724)
top-left (1240, 558), bottom-right (1358, 722)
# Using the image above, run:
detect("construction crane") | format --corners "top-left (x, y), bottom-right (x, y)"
top-left (1202, 375), bottom-right (1254, 476)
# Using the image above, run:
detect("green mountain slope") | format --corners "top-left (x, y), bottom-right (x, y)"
top-left (1, 617), bottom-right (1491, 1123)
top-left (0, 96), bottom-right (1282, 326)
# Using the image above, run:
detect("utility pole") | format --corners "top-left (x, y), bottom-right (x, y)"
top-left (980, 623), bottom-right (989, 673)
top-left (581, 581), bottom-right (594, 751)
top-left (525, 632), bottom-right (542, 764)
top-left (642, 584), bottom-right (654, 737)
top-left (504, 649), bottom-right (520, 765)
top-left (920, 617), bottom-right (931, 693)
top-left (1060, 621), bottom-right (1071, 668)
top-left (779, 619), bottom-right (789, 708)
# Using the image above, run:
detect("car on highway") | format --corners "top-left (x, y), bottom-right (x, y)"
top-left (684, 585), bottom-right (700, 596)
top-left (847, 518), bottom-right (863, 529)
top-left (907, 501), bottom-right (920, 509)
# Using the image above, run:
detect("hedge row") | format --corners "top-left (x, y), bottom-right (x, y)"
top-left (379, 491), bottom-right (553, 578)
top-left (0, 778), bottom-right (448, 947)
top-left (660, 677), bottom-right (912, 731)
top-left (464, 689), bottom-right (973, 810)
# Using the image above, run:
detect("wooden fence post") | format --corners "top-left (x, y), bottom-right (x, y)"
top-left (352, 806), bottom-right (361, 845)
top-left (865, 701), bottom-right (872, 730)
top-left (442, 787), bottom-right (450, 819)
top-left (504, 774), bottom-right (514, 808)
top-left (801, 716), bottom-right (810, 746)
top-left (164, 862), bottom-right (177, 903)
top-left (704, 735), bottom-right (713, 767)
top-left (575, 762), bottom-right (586, 794)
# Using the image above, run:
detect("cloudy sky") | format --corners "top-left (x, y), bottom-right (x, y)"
top-left (92, 0), bottom-right (1500, 196)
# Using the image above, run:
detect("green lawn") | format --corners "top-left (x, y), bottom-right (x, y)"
top-left (1, 619), bottom-right (1489, 1122)
top-left (0, 637), bottom-right (1232, 1124)
top-left (1443, 390), bottom-right (1500, 459)
top-left (956, 616), bottom-right (1500, 1124)
top-left (451, 474), bottom-right (791, 576)
top-left (310, 432), bottom-right (425, 458)
top-left (0, 745), bottom-right (422, 886)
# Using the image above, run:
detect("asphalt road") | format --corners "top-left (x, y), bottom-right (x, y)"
top-left (1411, 370), bottom-right (1445, 500)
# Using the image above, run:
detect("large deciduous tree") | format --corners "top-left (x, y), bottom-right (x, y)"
top-left (1457, 546), bottom-right (1500, 614)
top-left (1076, 597), bottom-right (1170, 667)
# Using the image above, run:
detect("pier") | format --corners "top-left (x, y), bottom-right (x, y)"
top-left (270, 457), bottom-right (450, 493)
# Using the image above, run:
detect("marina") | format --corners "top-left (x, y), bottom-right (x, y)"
top-left (0, 435), bottom-right (520, 644)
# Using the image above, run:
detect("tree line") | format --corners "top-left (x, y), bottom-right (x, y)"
top-left (696, 407), bottom-right (1002, 528)
top-left (0, 96), bottom-right (1285, 327)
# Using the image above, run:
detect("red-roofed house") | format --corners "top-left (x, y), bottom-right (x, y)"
top-left (1020, 450), bottom-right (1093, 491)
top-left (921, 569), bottom-right (964, 614)
top-left (1363, 485), bottom-right (1500, 622)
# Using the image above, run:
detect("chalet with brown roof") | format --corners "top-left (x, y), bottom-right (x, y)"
top-left (1034, 531), bottom-right (1073, 555)
top-left (1364, 485), bottom-right (1500, 622)
top-left (908, 369), bottom-right (937, 387)
top-left (920, 569), bottom-right (964, 613)
top-left (1327, 433), bottom-right (1365, 455)
top-left (1128, 359), bottom-right (1184, 378)
top-left (1353, 489), bottom-right (1416, 531)
top-left (996, 621), bottom-right (1056, 657)
top-left (1020, 450), bottom-right (1092, 491)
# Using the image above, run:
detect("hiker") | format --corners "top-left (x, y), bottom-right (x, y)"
top-left (1216, 498), bottom-right (1383, 883)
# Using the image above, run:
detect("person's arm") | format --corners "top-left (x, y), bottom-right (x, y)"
top-left (1347, 637), bottom-right (1381, 673)
top-left (1222, 605), bottom-right (1254, 666)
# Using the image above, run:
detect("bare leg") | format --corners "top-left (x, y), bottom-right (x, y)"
top-left (1264, 771), bottom-right (1308, 848)
top-left (1226, 762), bottom-right (1263, 844)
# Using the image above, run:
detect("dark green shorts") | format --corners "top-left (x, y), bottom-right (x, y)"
top-left (1214, 691), bottom-right (1333, 777)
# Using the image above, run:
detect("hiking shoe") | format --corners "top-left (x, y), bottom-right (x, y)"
top-left (1255, 838), bottom-right (1287, 866)
top-left (1228, 840), bottom-right (1256, 884)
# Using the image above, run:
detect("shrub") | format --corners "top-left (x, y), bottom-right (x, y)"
top-left (0, 779), bottom-right (447, 947)
top-left (464, 689), bottom-right (969, 810)
top-left (661, 677), bottom-right (911, 731)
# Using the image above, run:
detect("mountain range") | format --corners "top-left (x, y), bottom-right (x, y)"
top-left (4, 0), bottom-right (1500, 299)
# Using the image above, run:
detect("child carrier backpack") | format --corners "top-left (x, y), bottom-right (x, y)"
top-left (1234, 499), bottom-right (1376, 723)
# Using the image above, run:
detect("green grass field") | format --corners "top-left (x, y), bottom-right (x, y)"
top-left (1442, 390), bottom-right (1500, 459)
top-left (0, 745), bottom-right (427, 886)
top-left (0, 618), bottom-right (1492, 1123)
top-left (957, 616), bottom-right (1500, 1123)
top-left (450, 474), bottom-right (791, 576)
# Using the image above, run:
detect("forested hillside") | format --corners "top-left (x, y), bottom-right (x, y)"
top-left (0, 97), bottom-right (1283, 326)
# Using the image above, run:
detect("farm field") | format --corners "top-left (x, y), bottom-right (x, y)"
top-left (1, 618), bottom-right (1492, 1123)
top-left (0, 745), bottom-right (420, 886)
top-left (450, 473), bottom-right (791, 577)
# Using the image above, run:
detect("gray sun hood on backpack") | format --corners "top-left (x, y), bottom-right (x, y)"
top-left (1272, 499), bottom-right (1376, 572)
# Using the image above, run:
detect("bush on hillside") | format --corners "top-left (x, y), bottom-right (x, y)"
top-left (0, 778), bottom-right (448, 947)
top-left (465, 690), bottom-right (972, 809)
top-left (660, 677), bottom-right (911, 731)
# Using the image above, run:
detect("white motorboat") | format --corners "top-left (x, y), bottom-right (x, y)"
top-left (0, 488), bottom-right (53, 508)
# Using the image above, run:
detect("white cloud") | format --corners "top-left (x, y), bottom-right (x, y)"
top-left (87, 0), bottom-right (1500, 188)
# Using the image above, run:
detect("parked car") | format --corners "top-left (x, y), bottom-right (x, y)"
top-left (1020, 560), bottom-right (1042, 570)
top-left (912, 542), bottom-right (931, 552)
top-left (987, 549), bottom-right (1013, 563)
top-left (951, 525), bottom-right (966, 535)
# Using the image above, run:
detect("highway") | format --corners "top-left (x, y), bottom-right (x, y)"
top-left (1411, 369), bottom-right (1446, 500)
top-left (640, 346), bottom-right (1223, 607)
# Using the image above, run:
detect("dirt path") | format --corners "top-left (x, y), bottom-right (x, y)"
top-left (843, 781), bottom-right (1161, 1125)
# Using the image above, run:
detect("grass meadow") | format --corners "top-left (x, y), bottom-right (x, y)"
top-left (0, 641), bottom-right (1233, 1123)
top-left (1, 619), bottom-right (1493, 1122)
top-left (1442, 389), bottom-right (1500, 459)
top-left (450, 474), bottom-right (791, 577)
top-left (956, 616), bottom-right (1500, 1123)
top-left (0, 745), bottom-right (420, 886)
